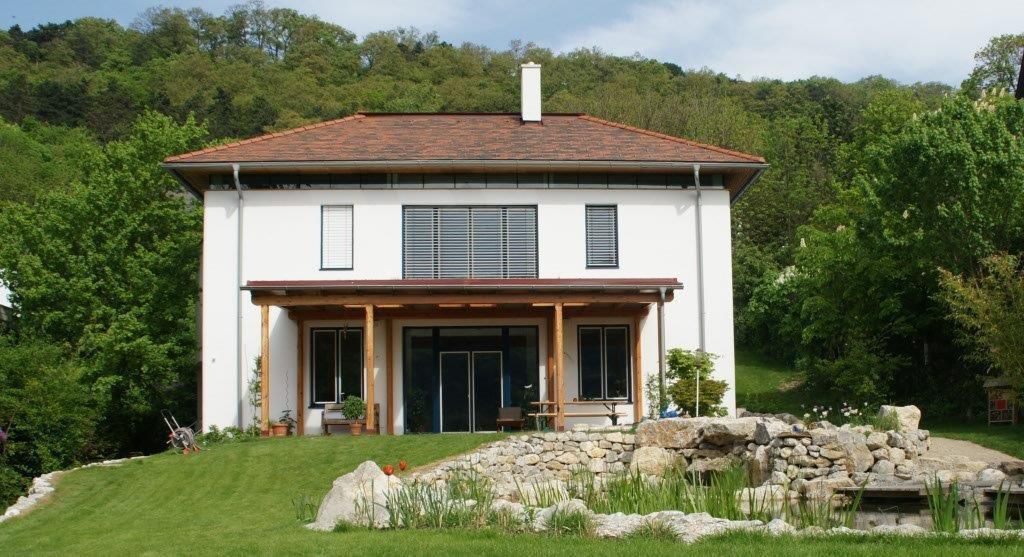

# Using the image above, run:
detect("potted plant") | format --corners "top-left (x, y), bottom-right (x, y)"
top-left (278, 410), bottom-right (297, 436)
top-left (341, 395), bottom-right (366, 436)
top-left (270, 419), bottom-right (288, 437)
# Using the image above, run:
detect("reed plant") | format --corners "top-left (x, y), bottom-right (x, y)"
top-left (925, 477), bottom-right (984, 533)
top-left (544, 507), bottom-right (594, 537)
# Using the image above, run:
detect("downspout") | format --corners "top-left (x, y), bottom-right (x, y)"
top-left (693, 164), bottom-right (706, 417)
top-left (657, 287), bottom-right (667, 415)
top-left (233, 164), bottom-right (246, 429)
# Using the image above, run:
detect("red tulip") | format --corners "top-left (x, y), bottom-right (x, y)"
top-left (398, 460), bottom-right (408, 471)
top-left (382, 464), bottom-right (394, 476)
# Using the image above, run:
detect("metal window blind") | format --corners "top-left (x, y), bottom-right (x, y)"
top-left (403, 206), bottom-right (537, 278)
top-left (322, 205), bottom-right (353, 269)
top-left (585, 205), bottom-right (618, 267)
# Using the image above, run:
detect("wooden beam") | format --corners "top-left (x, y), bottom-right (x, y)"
top-left (546, 313), bottom-right (554, 423)
top-left (296, 319), bottom-right (305, 436)
top-left (532, 302), bottom-right (554, 307)
top-left (284, 306), bottom-right (649, 321)
top-left (364, 305), bottom-right (375, 432)
top-left (252, 292), bottom-right (670, 307)
top-left (469, 303), bottom-right (496, 308)
top-left (260, 304), bottom-right (270, 434)
top-left (438, 303), bottom-right (465, 308)
top-left (632, 316), bottom-right (643, 424)
top-left (385, 318), bottom-right (394, 435)
top-left (554, 303), bottom-right (565, 431)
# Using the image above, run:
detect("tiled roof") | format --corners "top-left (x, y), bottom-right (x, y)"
top-left (165, 113), bottom-right (764, 164)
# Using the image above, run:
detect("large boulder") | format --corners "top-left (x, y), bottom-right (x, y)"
top-left (630, 446), bottom-right (676, 475)
top-left (700, 418), bottom-right (759, 445)
top-left (878, 405), bottom-right (921, 432)
top-left (635, 418), bottom-right (709, 449)
top-left (308, 461), bottom-right (402, 531)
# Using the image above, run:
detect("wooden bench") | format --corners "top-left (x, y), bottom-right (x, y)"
top-left (528, 400), bottom-right (627, 428)
top-left (322, 403), bottom-right (381, 436)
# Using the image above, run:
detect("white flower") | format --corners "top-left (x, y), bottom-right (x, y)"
top-left (822, 411), bottom-right (829, 417)
top-left (803, 413), bottom-right (810, 418)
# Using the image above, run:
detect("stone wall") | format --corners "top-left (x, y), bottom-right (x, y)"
top-left (413, 410), bottom-right (954, 500)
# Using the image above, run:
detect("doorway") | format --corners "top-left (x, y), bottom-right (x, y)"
top-left (439, 351), bottom-right (502, 432)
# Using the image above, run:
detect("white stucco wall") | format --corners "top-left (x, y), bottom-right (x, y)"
top-left (201, 187), bottom-right (737, 432)
top-left (0, 282), bottom-right (10, 309)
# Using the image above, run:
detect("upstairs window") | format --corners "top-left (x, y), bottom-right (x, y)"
top-left (402, 206), bottom-right (537, 279)
top-left (578, 325), bottom-right (631, 400)
top-left (585, 205), bottom-right (618, 268)
top-left (321, 205), bottom-right (353, 269)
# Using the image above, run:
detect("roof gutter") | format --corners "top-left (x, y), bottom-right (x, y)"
top-left (162, 160), bottom-right (768, 172)
top-left (241, 283), bottom-right (683, 293)
top-left (232, 164), bottom-right (246, 430)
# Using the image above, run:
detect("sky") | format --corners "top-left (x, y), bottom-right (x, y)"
top-left (6, 0), bottom-right (1024, 85)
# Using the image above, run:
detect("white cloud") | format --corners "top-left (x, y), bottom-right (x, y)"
top-left (556, 0), bottom-right (1024, 84)
top-left (280, 0), bottom-right (473, 38)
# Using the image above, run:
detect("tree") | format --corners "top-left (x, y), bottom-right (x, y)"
top-left (940, 254), bottom-right (1024, 392)
top-left (0, 111), bottom-right (207, 452)
top-left (964, 34), bottom-right (1024, 95)
top-left (665, 349), bottom-right (728, 417)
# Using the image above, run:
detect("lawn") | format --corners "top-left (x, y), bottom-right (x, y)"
top-left (734, 349), bottom-right (805, 415)
top-left (1, 434), bottom-right (1021, 555)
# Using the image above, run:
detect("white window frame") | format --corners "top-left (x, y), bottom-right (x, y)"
top-left (585, 205), bottom-right (619, 268)
top-left (321, 205), bottom-right (353, 270)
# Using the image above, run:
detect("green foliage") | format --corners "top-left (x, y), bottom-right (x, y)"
top-left (0, 337), bottom-right (99, 506)
top-left (544, 507), bottom-right (594, 537)
top-left (940, 254), bottom-right (1024, 394)
top-left (340, 396), bottom-right (366, 420)
top-left (963, 34), bottom-right (1024, 95)
top-left (664, 349), bottom-right (728, 417)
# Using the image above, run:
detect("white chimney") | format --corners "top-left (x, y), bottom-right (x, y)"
top-left (520, 62), bottom-right (542, 122)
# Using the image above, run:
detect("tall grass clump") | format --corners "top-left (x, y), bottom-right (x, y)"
top-left (625, 519), bottom-right (679, 541)
top-left (926, 478), bottom-right (983, 533)
top-left (785, 482), bottom-right (864, 529)
top-left (990, 483), bottom-right (1021, 530)
top-left (544, 507), bottom-right (594, 537)
top-left (291, 494), bottom-right (319, 523)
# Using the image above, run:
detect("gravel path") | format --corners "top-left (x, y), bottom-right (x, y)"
top-left (928, 436), bottom-right (1017, 463)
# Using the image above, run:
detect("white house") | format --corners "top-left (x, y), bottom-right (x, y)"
top-left (0, 282), bottom-right (11, 325)
top-left (163, 64), bottom-right (767, 435)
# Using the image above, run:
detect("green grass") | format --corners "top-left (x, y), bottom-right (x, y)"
top-left (735, 349), bottom-right (804, 414)
top-left (925, 421), bottom-right (1024, 460)
top-left (1, 434), bottom-right (1021, 555)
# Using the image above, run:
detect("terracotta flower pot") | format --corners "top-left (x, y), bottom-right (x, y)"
top-left (271, 423), bottom-right (288, 437)
top-left (350, 422), bottom-right (363, 436)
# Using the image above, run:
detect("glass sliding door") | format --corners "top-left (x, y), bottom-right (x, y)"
top-left (310, 328), bottom-right (363, 406)
top-left (439, 352), bottom-right (471, 432)
top-left (472, 351), bottom-right (502, 432)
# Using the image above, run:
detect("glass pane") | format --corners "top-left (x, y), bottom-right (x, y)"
top-left (473, 352), bottom-right (502, 432)
top-left (338, 329), bottom-right (363, 400)
top-left (440, 352), bottom-right (471, 432)
top-left (579, 327), bottom-right (604, 399)
top-left (507, 327), bottom-right (538, 409)
top-left (312, 330), bottom-right (337, 404)
top-left (604, 328), bottom-right (630, 399)
top-left (404, 328), bottom-right (436, 433)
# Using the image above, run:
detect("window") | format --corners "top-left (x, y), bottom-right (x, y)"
top-left (585, 205), bottom-right (618, 268)
top-left (321, 205), bottom-right (353, 269)
top-left (577, 325), bottom-right (631, 400)
top-left (402, 206), bottom-right (537, 279)
top-left (311, 328), bottom-right (363, 406)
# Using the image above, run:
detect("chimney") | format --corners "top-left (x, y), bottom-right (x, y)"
top-left (520, 62), bottom-right (542, 122)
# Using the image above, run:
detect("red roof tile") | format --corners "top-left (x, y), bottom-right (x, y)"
top-left (165, 113), bottom-right (764, 164)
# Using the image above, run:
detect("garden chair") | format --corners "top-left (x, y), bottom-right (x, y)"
top-left (496, 406), bottom-right (525, 431)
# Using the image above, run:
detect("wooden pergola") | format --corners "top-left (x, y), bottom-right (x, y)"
top-left (247, 278), bottom-right (679, 434)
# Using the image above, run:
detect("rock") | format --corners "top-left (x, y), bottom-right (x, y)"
top-left (738, 485), bottom-right (786, 514)
top-left (522, 453), bottom-right (540, 466)
top-left (556, 452), bottom-right (580, 465)
top-left (762, 518), bottom-right (796, 536)
top-left (800, 477), bottom-right (855, 499)
top-left (747, 445), bottom-right (771, 485)
top-left (870, 524), bottom-right (928, 536)
top-left (998, 461), bottom-right (1024, 475)
top-left (648, 511), bottom-right (763, 544)
top-left (888, 447), bottom-right (906, 466)
top-left (687, 456), bottom-right (738, 475)
top-left (593, 512), bottom-right (647, 538)
top-left (308, 461), bottom-right (402, 531)
top-left (842, 443), bottom-right (875, 473)
top-left (878, 405), bottom-right (921, 432)
top-left (820, 447), bottom-right (845, 460)
top-left (871, 460), bottom-right (895, 476)
top-left (865, 432), bottom-right (889, 450)
top-left (700, 418), bottom-right (759, 445)
top-left (977, 468), bottom-right (1007, 485)
top-left (754, 419), bottom-right (791, 445)
top-left (634, 418), bottom-right (709, 449)
top-left (630, 446), bottom-right (675, 475)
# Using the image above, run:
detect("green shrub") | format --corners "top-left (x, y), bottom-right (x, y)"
top-left (665, 349), bottom-right (728, 417)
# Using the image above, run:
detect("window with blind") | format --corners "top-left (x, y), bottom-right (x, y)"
top-left (321, 205), bottom-right (353, 269)
top-left (402, 206), bottom-right (537, 279)
top-left (585, 205), bottom-right (618, 268)
top-left (578, 325), bottom-right (631, 400)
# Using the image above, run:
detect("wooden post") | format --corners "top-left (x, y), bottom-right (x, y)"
top-left (385, 318), bottom-right (394, 435)
top-left (364, 304), bottom-right (375, 432)
top-left (632, 315), bottom-right (643, 423)
top-left (546, 314), bottom-right (554, 409)
top-left (260, 304), bottom-right (270, 434)
top-left (554, 303), bottom-right (565, 431)
top-left (296, 319), bottom-right (305, 436)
